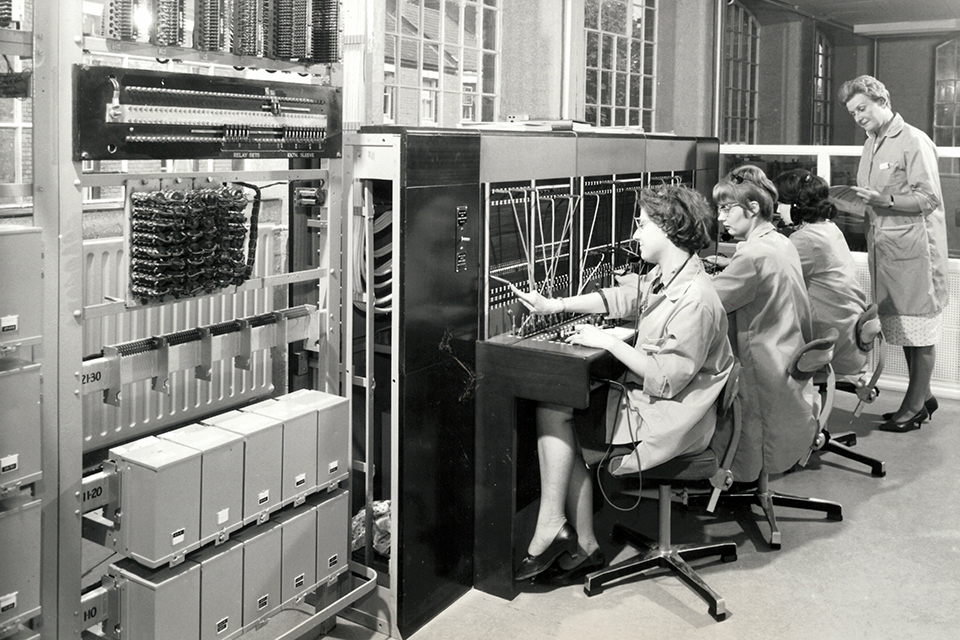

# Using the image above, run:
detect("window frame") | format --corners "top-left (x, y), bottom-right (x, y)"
top-left (722, 2), bottom-right (759, 144)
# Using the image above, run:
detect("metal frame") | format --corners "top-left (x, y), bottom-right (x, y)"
top-left (26, 3), bottom-right (352, 638)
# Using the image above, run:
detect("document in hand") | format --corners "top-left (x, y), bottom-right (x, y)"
top-left (828, 185), bottom-right (867, 219)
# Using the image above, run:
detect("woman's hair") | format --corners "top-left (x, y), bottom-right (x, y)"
top-left (711, 164), bottom-right (779, 220)
top-left (774, 169), bottom-right (837, 224)
top-left (639, 184), bottom-right (713, 253)
top-left (838, 75), bottom-right (891, 109)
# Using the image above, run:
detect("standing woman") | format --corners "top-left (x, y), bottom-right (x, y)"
top-left (711, 166), bottom-right (817, 480)
top-left (839, 75), bottom-right (949, 432)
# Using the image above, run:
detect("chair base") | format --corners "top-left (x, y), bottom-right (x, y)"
top-left (584, 523), bottom-right (736, 621)
top-left (706, 485), bottom-right (842, 550)
top-left (820, 430), bottom-right (886, 477)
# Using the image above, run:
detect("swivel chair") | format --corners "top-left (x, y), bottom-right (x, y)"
top-left (699, 330), bottom-right (843, 550)
top-left (581, 359), bottom-right (742, 622)
top-left (806, 304), bottom-right (886, 477)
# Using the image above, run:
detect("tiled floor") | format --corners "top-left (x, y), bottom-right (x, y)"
top-left (317, 388), bottom-right (960, 640)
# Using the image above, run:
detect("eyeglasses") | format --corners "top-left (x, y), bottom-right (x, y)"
top-left (716, 203), bottom-right (740, 215)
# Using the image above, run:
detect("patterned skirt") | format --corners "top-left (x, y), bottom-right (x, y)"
top-left (880, 311), bottom-right (942, 347)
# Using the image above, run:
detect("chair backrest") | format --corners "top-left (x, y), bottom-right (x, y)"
top-left (852, 303), bottom-right (885, 416)
top-left (790, 329), bottom-right (838, 467)
top-left (705, 358), bottom-right (742, 512)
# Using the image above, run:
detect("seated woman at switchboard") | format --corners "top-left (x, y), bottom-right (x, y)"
top-left (709, 165), bottom-right (817, 481)
top-left (773, 169), bottom-right (873, 393)
top-left (507, 184), bottom-right (734, 583)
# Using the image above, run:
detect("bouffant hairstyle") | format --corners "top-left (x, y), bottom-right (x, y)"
top-left (639, 184), bottom-right (713, 253)
top-left (838, 75), bottom-right (891, 109)
top-left (774, 169), bottom-right (837, 224)
top-left (711, 165), bottom-right (779, 221)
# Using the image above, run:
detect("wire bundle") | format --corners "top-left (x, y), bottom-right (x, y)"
top-left (352, 208), bottom-right (393, 314)
top-left (129, 186), bottom-right (253, 304)
top-left (311, 0), bottom-right (341, 63)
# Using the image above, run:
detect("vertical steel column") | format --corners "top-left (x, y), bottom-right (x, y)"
top-left (32, 2), bottom-right (85, 638)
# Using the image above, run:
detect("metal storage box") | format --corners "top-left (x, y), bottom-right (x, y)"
top-left (0, 362), bottom-right (41, 491)
top-left (158, 423), bottom-right (244, 545)
top-left (243, 399), bottom-right (319, 505)
top-left (0, 226), bottom-right (42, 349)
top-left (109, 557), bottom-right (200, 640)
top-left (0, 499), bottom-right (41, 628)
top-left (108, 436), bottom-right (202, 566)
top-left (272, 505), bottom-right (318, 603)
top-left (190, 540), bottom-right (243, 640)
top-left (309, 488), bottom-right (350, 585)
top-left (234, 521), bottom-right (281, 625)
top-left (203, 411), bottom-right (283, 524)
top-left (281, 390), bottom-right (349, 490)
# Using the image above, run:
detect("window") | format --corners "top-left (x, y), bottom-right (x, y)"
top-left (812, 30), bottom-right (832, 145)
top-left (722, 2), bottom-right (759, 144)
top-left (383, 0), bottom-right (499, 126)
top-left (935, 39), bottom-right (960, 175)
top-left (583, 0), bottom-right (656, 130)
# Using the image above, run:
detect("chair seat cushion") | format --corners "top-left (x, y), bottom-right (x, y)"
top-left (582, 443), bottom-right (719, 482)
top-left (644, 448), bottom-right (719, 482)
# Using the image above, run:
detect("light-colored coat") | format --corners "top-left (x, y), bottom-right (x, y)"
top-left (790, 220), bottom-right (869, 377)
top-left (712, 223), bottom-right (818, 479)
top-left (600, 258), bottom-right (734, 471)
top-left (857, 113), bottom-right (949, 317)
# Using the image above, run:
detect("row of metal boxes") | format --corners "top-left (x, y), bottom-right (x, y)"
top-left (0, 362), bottom-right (41, 495)
top-left (100, 389), bottom-right (349, 567)
top-left (108, 488), bottom-right (350, 640)
top-left (0, 499), bottom-right (41, 631)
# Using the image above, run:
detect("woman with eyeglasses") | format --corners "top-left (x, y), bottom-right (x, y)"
top-left (839, 75), bottom-right (948, 432)
top-left (507, 185), bottom-right (734, 584)
top-left (774, 169), bottom-right (872, 392)
top-left (710, 165), bottom-right (817, 480)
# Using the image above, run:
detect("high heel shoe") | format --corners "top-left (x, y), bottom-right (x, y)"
top-left (879, 407), bottom-right (928, 433)
top-left (515, 522), bottom-right (578, 581)
top-left (882, 397), bottom-right (938, 422)
top-left (539, 548), bottom-right (607, 586)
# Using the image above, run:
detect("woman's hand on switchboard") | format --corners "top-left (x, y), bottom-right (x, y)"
top-left (508, 284), bottom-right (564, 315)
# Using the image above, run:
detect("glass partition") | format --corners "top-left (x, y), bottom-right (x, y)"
top-left (720, 144), bottom-right (960, 258)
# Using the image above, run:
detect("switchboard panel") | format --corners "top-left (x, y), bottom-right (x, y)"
top-left (279, 389), bottom-right (349, 490)
top-left (0, 363), bottom-right (41, 492)
top-left (157, 423), bottom-right (245, 545)
top-left (243, 399), bottom-right (320, 505)
top-left (109, 557), bottom-right (201, 640)
top-left (74, 65), bottom-right (342, 161)
top-left (0, 226), bottom-right (42, 349)
top-left (0, 499), bottom-right (41, 629)
top-left (203, 411), bottom-right (283, 524)
top-left (107, 436), bottom-right (202, 566)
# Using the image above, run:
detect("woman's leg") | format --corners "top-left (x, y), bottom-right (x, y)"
top-left (528, 403), bottom-right (577, 556)
top-left (557, 456), bottom-right (601, 569)
top-left (895, 345), bottom-right (934, 418)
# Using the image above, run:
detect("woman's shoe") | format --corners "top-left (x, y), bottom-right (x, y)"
top-left (515, 522), bottom-right (578, 581)
top-left (879, 407), bottom-right (928, 433)
top-left (539, 548), bottom-right (607, 586)
top-left (882, 397), bottom-right (938, 422)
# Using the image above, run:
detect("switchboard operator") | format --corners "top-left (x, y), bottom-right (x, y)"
top-left (506, 185), bottom-right (734, 585)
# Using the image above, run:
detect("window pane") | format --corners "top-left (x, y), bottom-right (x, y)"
top-left (586, 69), bottom-right (598, 104)
top-left (587, 31), bottom-right (599, 68)
top-left (602, 34), bottom-right (614, 69)
top-left (585, 0), bottom-right (600, 30)
top-left (464, 5), bottom-right (478, 45)
top-left (615, 108), bottom-right (625, 126)
top-left (0, 100), bottom-right (13, 122)
top-left (483, 8), bottom-right (497, 50)
top-left (585, 105), bottom-right (598, 125)
top-left (386, 0), bottom-right (399, 32)
top-left (615, 72), bottom-right (626, 107)
top-left (463, 47), bottom-right (479, 75)
top-left (404, 0), bottom-right (420, 32)
top-left (0, 129), bottom-right (15, 182)
top-left (424, 0), bottom-right (441, 41)
top-left (601, 0), bottom-right (626, 34)
top-left (600, 106), bottom-right (611, 126)
top-left (631, 3), bottom-right (644, 39)
top-left (482, 52), bottom-right (497, 94)
top-left (482, 95), bottom-right (495, 121)
top-left (445, 1), bottom-right (461, 45)
top-left (617, 37), bottom-right (628, 72)
top-left (601, 70), bottom-right (612, 105)
top-left (385, 35), bottom-right (398, 65)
